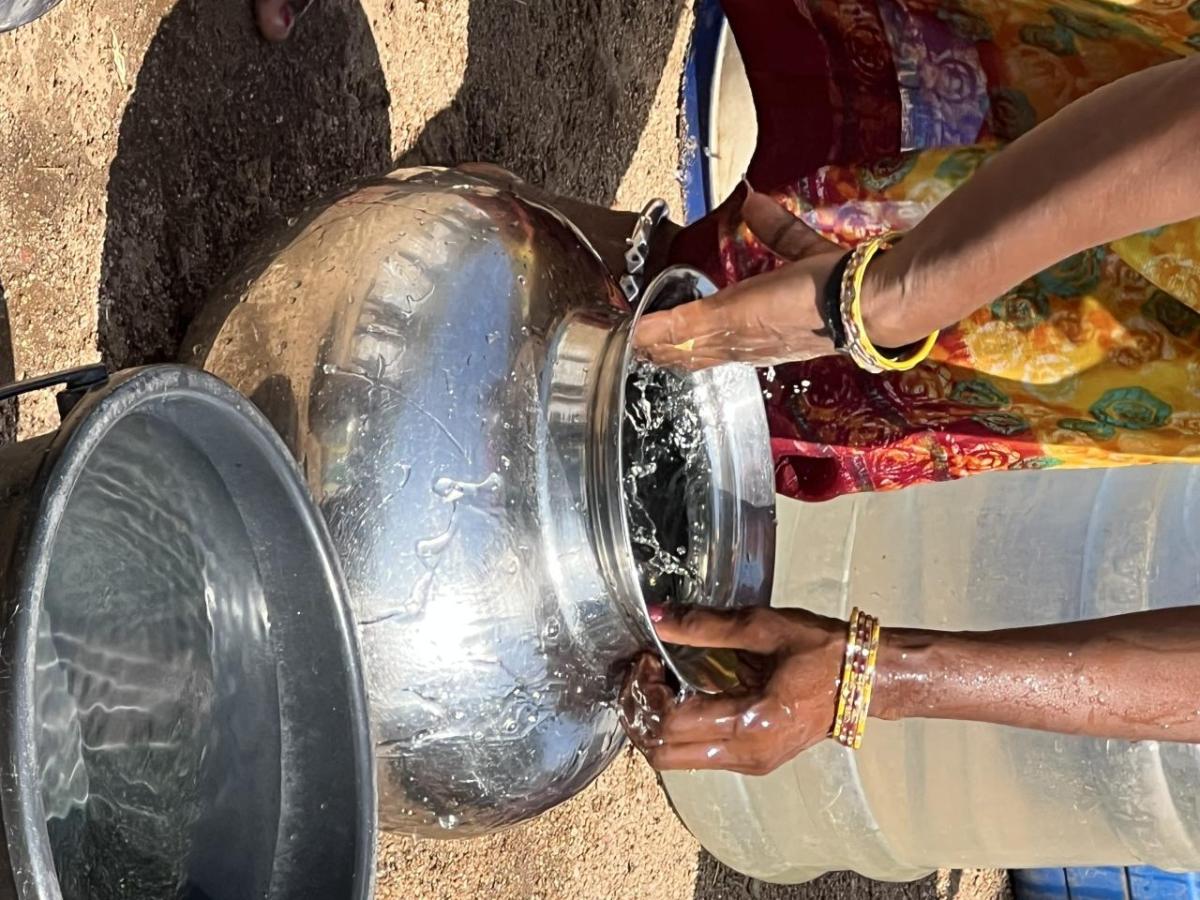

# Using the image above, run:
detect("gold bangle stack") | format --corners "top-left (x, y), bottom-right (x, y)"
top-left (838, 236), bottom-right (939, 374)
top-left (831, 607), bottom-right (882, 750)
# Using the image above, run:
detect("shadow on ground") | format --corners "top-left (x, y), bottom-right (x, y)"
top-left (0, 278), bottom-right (15, 444)
top-left (401, 0), bottom-right (685, 205)
top-left (694, 851), bottom-right (963, 900)
top-left (98, 0), bottom-right (392, 369)
top-left (99, 0), bottom-right (684, 369)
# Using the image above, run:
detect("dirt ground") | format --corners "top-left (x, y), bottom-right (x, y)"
top-left (0, 1), bottom-right (1011, 897)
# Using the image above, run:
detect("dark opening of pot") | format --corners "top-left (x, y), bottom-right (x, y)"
top-left (14, 369), bottom-right (373, 900)
top-left (620, 268), bottom-right (777, 694)
top-left (623, 361), bottom-right (711, 610)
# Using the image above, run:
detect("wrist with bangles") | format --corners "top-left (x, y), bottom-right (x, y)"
top-left (830, 607), bottom-right (882, 749)
top-left (818, 236), bottom-right (939, 374)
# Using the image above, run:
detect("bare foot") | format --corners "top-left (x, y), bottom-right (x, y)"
top-left (255, 0), bottom-right (311, 41)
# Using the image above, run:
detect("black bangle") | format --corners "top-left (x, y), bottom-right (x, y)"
top-left (816, 252), bottom-right (852, 351)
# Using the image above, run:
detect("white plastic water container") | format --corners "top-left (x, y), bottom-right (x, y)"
top-left (662, 465), bottom-right (1200, 882)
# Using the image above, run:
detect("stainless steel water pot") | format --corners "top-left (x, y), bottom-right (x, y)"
top-left (0, 365), bottom-right (375, 900)
top-left (0, 0), bottom-right (61, 32)
top-left (184, 167), bottom-right (776, 838)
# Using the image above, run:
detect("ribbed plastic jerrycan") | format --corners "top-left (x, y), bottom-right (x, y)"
top-left (663, 464), bottom-right (1200, 883)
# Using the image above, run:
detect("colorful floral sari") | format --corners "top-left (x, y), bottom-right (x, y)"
top-left (674, 0), bottom-right (1200, 501)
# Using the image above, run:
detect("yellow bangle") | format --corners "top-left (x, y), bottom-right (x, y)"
top-left (831, 610), bottom-right (882, 750)
top-left (841, 236), bottom-right (939, 374)
top-left (854, 620), bottom-right (883, 750)
top-left (831, 608), bottom-right (861, 742)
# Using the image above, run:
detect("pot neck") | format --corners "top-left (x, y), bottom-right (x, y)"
top-left (537, 300), bottom-right (654, 657)
top-left (582, 266), bottom-right (779, 693)
top-left (586, 314), bottom-right (658, 649)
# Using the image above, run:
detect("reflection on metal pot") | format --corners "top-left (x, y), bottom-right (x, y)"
top-left (185, 168), bottom-right (775, 837)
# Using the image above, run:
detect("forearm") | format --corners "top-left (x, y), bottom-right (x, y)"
top-left (872, 608), bottom-right (1200, 741)
top-left (862, 55), bottom-right (1200, 347)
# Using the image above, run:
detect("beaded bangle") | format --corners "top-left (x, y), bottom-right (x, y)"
top-left (856, 618), bottom-right (883, 750)
top-left (830, 608), bottom-right (882, 750)
top-left (846, 612), bottom-right (874, 747)
top-left (831, 608), bottom-right (862, 743)
top-left (838, 236), bottom-right (939, 374)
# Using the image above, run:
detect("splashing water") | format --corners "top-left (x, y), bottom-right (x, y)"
top-left (622, 361), bottom-right (712, 606)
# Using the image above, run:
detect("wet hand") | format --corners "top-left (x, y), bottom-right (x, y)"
top-left (633, 191), bottom-right (845, 370)
top-left (619, 607), bottom-right (847, 775)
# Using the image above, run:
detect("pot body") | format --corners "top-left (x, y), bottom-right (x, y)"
top-left (0, 366), bottom-right (375, 899)
top-left (187, 168), bottom-right (649, 836)
top-left (185, 167), bottom-right (776, 836)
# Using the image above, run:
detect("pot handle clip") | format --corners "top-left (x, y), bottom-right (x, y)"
top-left (0, 364), bottom-right (110, 419)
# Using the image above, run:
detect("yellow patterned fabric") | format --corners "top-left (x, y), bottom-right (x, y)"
top-left (718, 0), bottom-right (1200, 497)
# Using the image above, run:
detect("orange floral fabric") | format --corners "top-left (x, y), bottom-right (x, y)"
top-left (719, 0), bottom-right (1200, 500)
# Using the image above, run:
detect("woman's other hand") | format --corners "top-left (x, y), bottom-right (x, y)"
top-left (633, 192), bottom-right (845, 370)
top-left (623, 604), bottom-right (1200, 776)
top-left (619, 606), bottom-right (846, 775)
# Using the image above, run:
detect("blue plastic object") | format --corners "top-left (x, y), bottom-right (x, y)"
top-left (1012, 868), bottom-right (1072, 900)
top-left (678, 0), bottom-right (724, 223)
top-left (1128, 868), bottom-right (1200, 899)
top-left (1012, 867), bottom-right (1200, 899)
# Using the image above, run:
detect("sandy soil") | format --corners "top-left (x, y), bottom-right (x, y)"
top-left (0, 2), bottom-right (1010, 897)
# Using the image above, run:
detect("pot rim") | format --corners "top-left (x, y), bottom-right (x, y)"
top-left (594, 267), bottom-right (777, 694)
top-left (0, 365), bottom-right (377, 900)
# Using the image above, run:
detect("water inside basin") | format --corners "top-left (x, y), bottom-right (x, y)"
top-left (17, 371), bottom-right (372, 900)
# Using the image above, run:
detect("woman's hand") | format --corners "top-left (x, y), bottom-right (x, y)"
top-left (622, 604), bottom-right (1200, 777)
top-left (619, 606), bottom-right (846, 774)
top-left (632, 192), bottom-right (846, 370)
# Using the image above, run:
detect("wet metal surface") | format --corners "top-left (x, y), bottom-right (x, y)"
top-left (0, 367), bottom-right (374, 898)
top-left (187, 169), bottom-right (774, 837)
